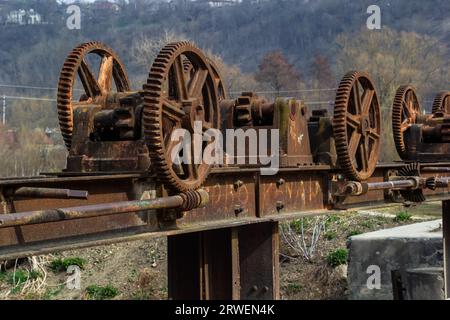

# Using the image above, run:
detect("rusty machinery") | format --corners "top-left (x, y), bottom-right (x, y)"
top-left (53, 41), bottom-right (450, 205)
top-left (392, 86), bottom-right (450, 161)
top-left (1, 41), bottom-right (450, 299)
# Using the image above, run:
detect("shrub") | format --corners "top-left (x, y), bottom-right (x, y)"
top-left (394, 211), bottom-right (412, 222)
top-left (50, 257), bottom-right (86, 272)
top-left (327, 248), bottom-right (348, 267)
top-left (324, 231), bottom-right (337, 240)
top-left (86, 284), bottom-right (118, 300)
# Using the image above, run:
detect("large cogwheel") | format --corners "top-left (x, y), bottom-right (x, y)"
top-left (392, 85), bottom-right (421, 159)
top-left (333, 71), bottom-right (381, 181)
top-left (431, 91), bottom-right (450, 114)
top-left (57, 42), bottom-right (130, 150)
top-left (142, 42), bottom-right (221, 192)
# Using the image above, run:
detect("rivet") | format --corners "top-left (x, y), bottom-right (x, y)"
top-left (234, 180), bottom-right (244, 190)
top-left (276, 201), bottom-right (284, 211)
top-left (276, 178), bottom-right (285, 187)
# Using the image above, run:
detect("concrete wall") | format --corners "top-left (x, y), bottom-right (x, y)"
top-left (347, 219), bottom-right (443, 300)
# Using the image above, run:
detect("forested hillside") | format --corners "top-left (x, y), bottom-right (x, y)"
top-left (0, 0), bottom-right (449, 174)
top-left (0, 0), bottom-right (449, 87)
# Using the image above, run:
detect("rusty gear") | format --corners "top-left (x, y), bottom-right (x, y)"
top-left (397, 163), bottom-right (425, 203)
top-left (208, 59), bottom-right (228, 101)
top-left (57, 42), bottom-right (130, 149)
top-left (431, 91), bottom-right (450, 114)
top-left (392, 85), bottom-right (421, 159)
top-left (143, 42), bottom-right (221, 192)
top-left (333, 71), bottom-right (381, 181)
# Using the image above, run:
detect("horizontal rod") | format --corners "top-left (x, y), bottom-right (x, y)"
top-left (344, 178), bottom-right (419, 196)
top-left (0, 189), bottom-right (208, 228)
top-left (421, 167), bottom-right (450, 172)
top-left (365, 180), bottom-right (417, 191)
top-left (13, 187), bottom-right (88, 199)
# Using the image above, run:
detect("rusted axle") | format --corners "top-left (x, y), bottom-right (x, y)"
top-left (0, 189), bottom-right (208, 228)
top-left (343, 177), bottom-right (450, 196)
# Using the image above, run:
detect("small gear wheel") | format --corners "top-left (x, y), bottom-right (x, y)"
top-left (397, 163), bottom-right (425, 203)
top-left (333, 71), bottom-right (381, 181)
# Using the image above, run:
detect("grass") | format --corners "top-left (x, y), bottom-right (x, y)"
top-left (393, 211), bottom-right (412, 222)
top-left (325, 214), bottom-right (341, 227)
top-left (50, 257), bottom-right (86, 272)
top-left (7, 269), bottom-right (41, 286)
top-left (326, 248), bottom-right (348, 268)
top-left (0, 269), bottom-right (42, 294)
top-left (324, 231), bottom-right (337, 240)
top-left (289, 219), bottom-right (306, 233)
top-left (86, 284), bottom-right (118, 300)
top-left (346, 230), bottom-right (362, 238)
top-left (285, 283), bottom-right (302, 294)
top-left (42, 284), bottom-right (65, 300)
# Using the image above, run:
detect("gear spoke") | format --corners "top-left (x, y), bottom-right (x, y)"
top-left (400, 119), bottom-right (411, 133)
top-left (359, 141), bottom-right (369, 170)
top-left (78, 60), bottom-right (101, 98)
top-left (173, 55), bottom-right (189, 101)
top-left (188, 69), bottom-right (208, 98)
top-left (348, 131), bottom-right (362, 157)
top-left (353, 81), bottom-right (361, 114)
top-left (98, 55), bottom-right (114, 93)
top-left (162, 97), bottom-right (186, 122)
top-left (346, 112), bottom-right (361, 129)
top-left (368, 129), bottom-right (381, 141)
top-left (361, 89), bottom-right (374, 116)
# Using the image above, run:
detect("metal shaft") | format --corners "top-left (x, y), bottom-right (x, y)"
top-left (0, 189), bottom-right (208, 228)
top-left (13, 187), bottom-right (88, 199)
top-left (344, 178), bottom-right (419, 196)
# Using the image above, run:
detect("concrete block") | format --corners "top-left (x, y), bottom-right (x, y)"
top-left (347, 219), bottom-right (443, 300)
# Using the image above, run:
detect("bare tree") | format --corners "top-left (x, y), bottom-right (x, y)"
top-left (130, 30), bottom-right (190, 69)
top-left (336, 27), bottom-right (450, 161)
top-left (254, 50), bottom-right (302, 95)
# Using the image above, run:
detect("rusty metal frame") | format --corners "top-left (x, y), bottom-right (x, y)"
top-left (2, 163), bottom-right (450, 261)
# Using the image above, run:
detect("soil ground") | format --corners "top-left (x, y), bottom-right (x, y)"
top-left (0, 202), bottom-right (442, 300)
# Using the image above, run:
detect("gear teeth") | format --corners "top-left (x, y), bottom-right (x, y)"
top-left (56, 42), bottom-right (130, 150)
top-left (332, 71), bottom-right (381, 181)
top-left (142, 41), bottom-right (222, 193)
top-left (392, 85), bottom-right (421, 160)
top-left (432, 91), bottom-right (450, 114)
top-left (398, 163), bottom-right (425, 203)
top-left (426, 177), bottom-right (437, 190)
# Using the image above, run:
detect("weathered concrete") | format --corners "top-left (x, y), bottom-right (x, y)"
top-left (347, 219), bottom-right (443, 300)
top-left (404, 267), bottom-right (444, 300)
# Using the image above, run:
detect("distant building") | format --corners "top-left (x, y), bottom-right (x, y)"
top-left (6, 9), bottom-right (42, 25)
top-left (94, 1), bottom-right (121, 12)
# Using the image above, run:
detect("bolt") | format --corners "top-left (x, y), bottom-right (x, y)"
top-left (234, 205), bottom-right (244, 216)
top-left (276, 178), bottom-right (285, 187)
top-left (263, 286), bottom-right (269, 292)
top-left (276, 201), bottom-right (284, 211)
top-left (234, 180), bottom-right (244, 190)
top-left (252, 285), bottom-right (258, 292)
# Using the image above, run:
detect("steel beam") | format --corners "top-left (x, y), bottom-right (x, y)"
top-left (167, 222), bottom-right (279, 300)
top-left (443, 200), bottom-right (450, 298)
